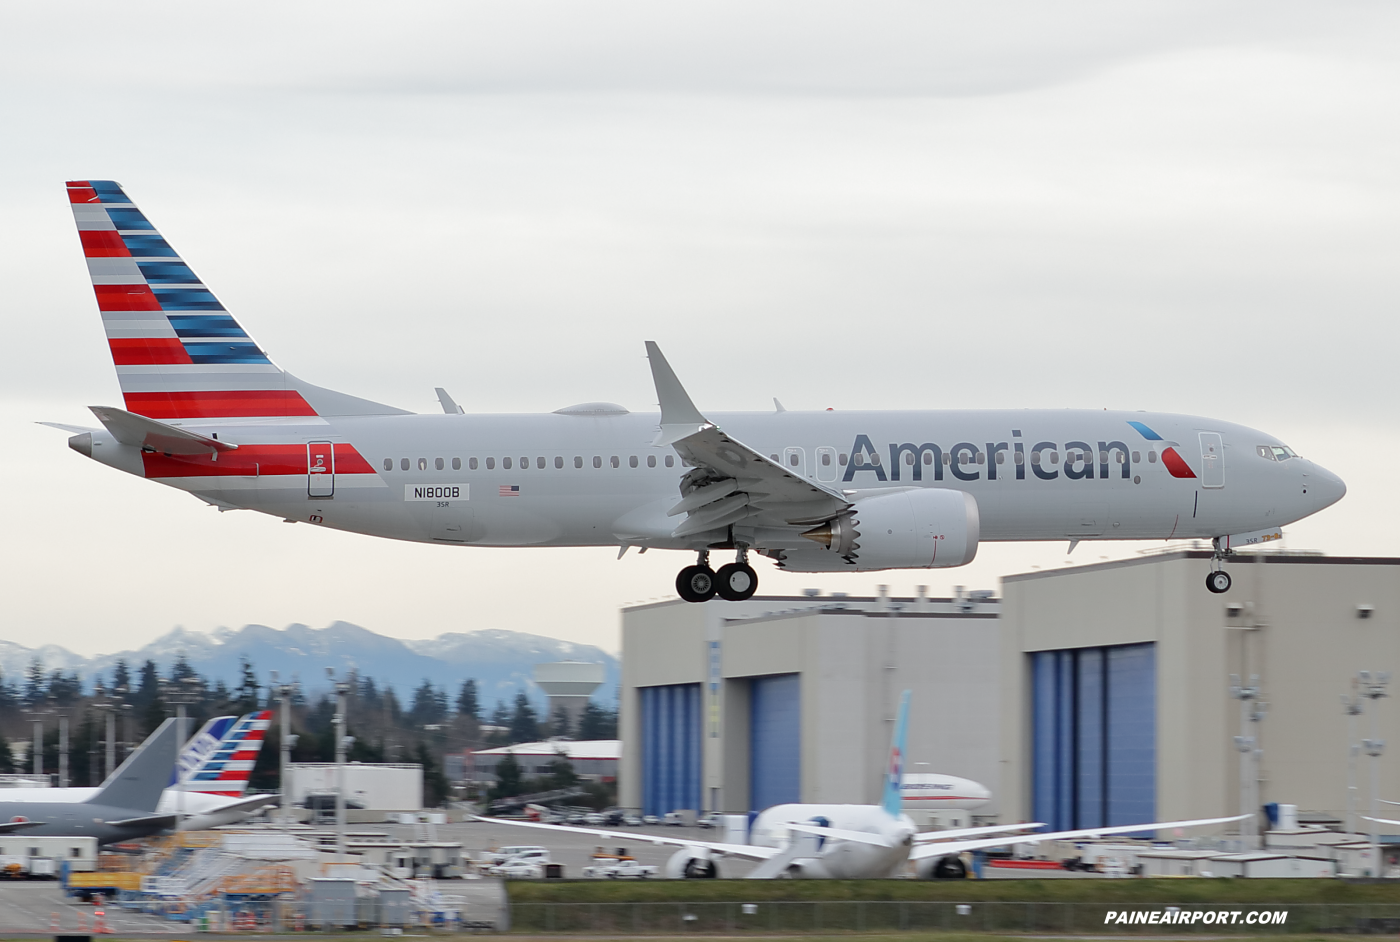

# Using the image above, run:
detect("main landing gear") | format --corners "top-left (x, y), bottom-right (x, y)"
top-left (677, 550), bottom-right (758, 603)
top-left (1205, 538), bottom-right (1233, 594)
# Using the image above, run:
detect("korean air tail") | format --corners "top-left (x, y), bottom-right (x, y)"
top-left (881, 690), bottom-right (911, 819)
top-left (66, 180), bottom-right (404, 421)
top-left (179, 710), bottom-right (272, 797)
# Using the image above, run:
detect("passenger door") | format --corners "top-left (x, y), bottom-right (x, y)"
top-left (1199, 432), bottom-right (1224, 489)
top-left (782, 446), bottom-right (807, 479)
top-left (815, 446), bottom-right (838, 483)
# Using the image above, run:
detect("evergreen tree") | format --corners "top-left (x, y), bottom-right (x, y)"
top-left (23, 657), bottom-right (45, 704)
top-left (547, 702), bottom-right (573, 739)
top-left (415, 741), bottom-right (450, 807)
top-left (0, 729), bottom-right (14, 775)
top-left (409, 679), bottom-right (442, 726)
top-left (234, 657), bottom-right (260, 714)
top-left (111, 659), bottom-right (132, 695)
top-left (488, 751), bottom-right (523, 801)
top-left (133, 659), bottom-right (160, 709)
top-left (455, 679), bottom-right (479, 720)
top-left (577, 701), bottom-right (617, 740)
top-left (544, 749), bottom-right (578, 791)
top-left (508, 692), bottom-right (539, 743)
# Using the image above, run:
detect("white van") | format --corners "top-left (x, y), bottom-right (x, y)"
top-left (488, 845), bottom-right (549, 866)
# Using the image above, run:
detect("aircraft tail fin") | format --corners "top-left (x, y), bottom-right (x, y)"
top-left (89, 717), bottom-right (179, 813)
top-left (66, 180), bottom-right (406, 420)
top-left (881, 690), bottom-right (911, 819)
top-left (169, 715), bottom-right (236, 788)
top-left (180, 710), bottom-right (272, 797)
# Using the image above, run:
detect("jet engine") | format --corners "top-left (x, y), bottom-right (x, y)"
top-left (915, 854), bottom-right (969, 879)
top-left (784, 488), bottom-right (979, 572)
top-left (664, 848), bottom-right (720, 878)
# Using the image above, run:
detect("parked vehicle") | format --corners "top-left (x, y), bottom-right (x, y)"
top-left (642, 815), bottom-right (660, 826)
top-left (490, 859), bottom-right (543, 879)
top-left (696, 814), bottom-right (719, 829)
top-left (663, 810), bottom-right (695, 827)
top-left (584, 813), bottom-right (606, 826)
top-left (582, 859), bottom-right (657, 879)
top-left (623, 815), bottom-right (644, 827)
top-left (487, 845), bottom-right (548, 866)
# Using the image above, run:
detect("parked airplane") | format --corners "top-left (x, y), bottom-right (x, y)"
top-left (477, 692), bottom-right (1245, 878)
top-left (53, 181), bottom-right (1346, 601)
top-left (0, 719), bottom-right (179, 843)
top-left (899, 773), bottom-right (991, 813)
top-left (0, 711), bottom-right (275, 830)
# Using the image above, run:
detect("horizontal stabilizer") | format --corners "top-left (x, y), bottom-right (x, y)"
top-left (89, 406), bottom-right (238, 457)
top-left (0, 820), bottom-right (44, 834)
top-left (37, 421), bottom-right (99, 434)
top-left (107, 813), bottom-right (179, 830)
top-left (784, 823), bottom-right (893, 848)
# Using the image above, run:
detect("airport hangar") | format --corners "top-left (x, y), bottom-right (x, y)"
top-left (621, 550), bottom-right (1400, 834)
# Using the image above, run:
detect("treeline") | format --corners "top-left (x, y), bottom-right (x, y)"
top-left (0, 655), bottom-right (618, 806)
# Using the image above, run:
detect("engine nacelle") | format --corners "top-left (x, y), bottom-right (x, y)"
top-left (664, 848), bottom-right (720, 878)
top-left (789, 488), bottom-right (979, 572)
top-left (915, 853), bottom-right (969, 879)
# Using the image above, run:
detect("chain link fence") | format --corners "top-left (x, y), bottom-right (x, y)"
top-left (511, 900), bottom-right (1400, 935)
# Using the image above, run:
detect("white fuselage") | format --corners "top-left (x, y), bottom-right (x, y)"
top-left (900, 773), bottom-right (991, 811)
top-left (750, 804), bottom-right (916, 879)
top-left (0, 788), bottom-right (259, 831)
top-left (80, 408), bottom-right (1345, 558)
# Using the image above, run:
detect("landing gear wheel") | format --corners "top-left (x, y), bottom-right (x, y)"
top-left (1206, 570), bottom-right (1232, 594)
top-left (677, 565), bottom-right (717, 603)
top-left (715, 562), bottom-right (758, 601)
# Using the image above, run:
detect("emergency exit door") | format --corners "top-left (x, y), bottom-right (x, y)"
top-left (308, 441), bottom-right (335, 498)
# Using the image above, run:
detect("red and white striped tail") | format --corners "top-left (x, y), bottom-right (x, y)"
top-left (68, 180), bottom-right (319, 421)
top-left (182, 710), bottom-right (273, 797)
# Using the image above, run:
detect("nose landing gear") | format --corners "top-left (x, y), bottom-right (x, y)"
top-left (1206, 538), bottom-right (1233, 594)
top-left (676, 549), bottom-right (759, 602)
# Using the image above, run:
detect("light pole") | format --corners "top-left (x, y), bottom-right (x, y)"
top-left (1343, 683), bottom-right (1365, 837)
top-left (326, 667), bottom-right (353, 859)
top-left (26, 704), bottom-right (49, 780)
top-left (161, 676), bottom-right (203, 832)
top-left (1359, 670), bottom-right (1390, 877)
top-left (270, 671), bottom-right (300, 827)
top-left (55, 698), bottom-right (68, 789)
top-left (1229, 673), bottom-right (1262, 848)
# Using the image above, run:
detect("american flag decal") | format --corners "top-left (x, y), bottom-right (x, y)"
top-left (499, 485), bottom-right (520, 497)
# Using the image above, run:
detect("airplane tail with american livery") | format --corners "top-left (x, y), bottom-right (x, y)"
top-left (53, 180), bottom-right (1346, 602)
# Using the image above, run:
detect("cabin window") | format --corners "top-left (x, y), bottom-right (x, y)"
top-left (996, 452), bottom-right (1005, 464)
top-left (665, 455), bottom-right (675, 467)
top-left (503, 457), bottom-right (512, 470)
top-left (629, 456), bottom-right (638, 468)
top-left (520, 457), bottom-right (528, 469)
top-left (418, 458), bottom-right (427, 471)
top-left (575, 456), bottom-right (583, 468)
top-left (1014, 451), bottom-right (1024, 464)
top-left (870, 453), bottom-right (881, 466)
top-left (924, 452), bottom-right (934, 465)
top-left (1031, 451), bottom-right (1041, 465)
top-left (382, 458), bottom-right (392, 471)
top-left (839, 453), bottom-right (848, 465)
top-left (452, 457), bottom-right (461, 470)
top-left (486, 457), bottom-right (495, 470)
top-left (854, 453), bottom-right (865, 466)
top-left (770, 454), bottom-right (779, 462)
top-left (593, 456), bottom-right (602, 469)
top-left (434, 457), bottom-right (444, 471)
top-left (537, 457), bottom-right (545, 469)
top-left (976, 452), bottom-right (985, 465)
top-left (469, 457), bottom-right (478, 470)
top-left (1115, 452), bottom-right (1125, 464)
top-left (903, 453), bottom-right (914, 466)
top-left (611, 456), bottom-right (620, 468)
top-left (1132, 451), bottom-right (1140, 463)
top-left (822, 452), bottom-right (832, 466)
top-left (1050, 451), bottom-right (1059, 464)
top-left (1148, 451), bottom-right (1158, 463)
top-left (400, 458), bottom-right (410, 471)
top-left (1099, 451), bottom-right (1109, 464)
top-left (554, 456), bottom-right (563, 469)
top-left (647, 455), bottom-right (656, 468)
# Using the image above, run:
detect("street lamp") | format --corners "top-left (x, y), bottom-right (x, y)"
top-left (270, 671), bottom-right (300, 827)
top-left (161, 675), bottom-right (203, 832)
top-left (1343, 683), bottom-right (1365, 837)
top-left (1359, 670), bottom-right (1390, 877)
top-left (325, 667), bottom-right (353, 859)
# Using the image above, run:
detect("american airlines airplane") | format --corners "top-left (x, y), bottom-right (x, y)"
top-left (0, 711), bottom-right (275, 831)
top-left (479, 692), bottom-right (1245, 878)
top-left (52, 181), bottom-right (1347, 601)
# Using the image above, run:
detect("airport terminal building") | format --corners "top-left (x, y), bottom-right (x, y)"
top-left (621, 551), bottom-right (1400, 835)
top-left (619, 591), bottom-right (1002, 824)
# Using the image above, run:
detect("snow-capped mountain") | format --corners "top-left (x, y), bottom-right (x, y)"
top-left (0, 622), bottom-right (619, 708)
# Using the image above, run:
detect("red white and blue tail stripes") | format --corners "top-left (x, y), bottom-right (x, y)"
top-left (68, 181), bottom-right (317, 420)
top-left (1126, 421), bottom-right (1197, 479)
top-left (180, 709), bottom-right (272, 797)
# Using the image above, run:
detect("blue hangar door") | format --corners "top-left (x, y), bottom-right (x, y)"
top-left (640, 684), bottom-right (701, 818)
top-left (750, 673), bottom-right (801, 810)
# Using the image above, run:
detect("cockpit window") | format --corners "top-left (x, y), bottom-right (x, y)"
top-left (1257, 445), bottom-right (1300, 461)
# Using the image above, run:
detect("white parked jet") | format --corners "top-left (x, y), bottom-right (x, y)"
top-left (477, 691), bottom-right (1245, 878)
top-left (54, 181), bottom-right (1346, 601)
top-left (0, 710), bottom-right (275, 831)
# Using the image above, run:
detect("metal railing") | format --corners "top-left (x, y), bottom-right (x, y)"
top-left (510, 900), bottom-right (1400, 935)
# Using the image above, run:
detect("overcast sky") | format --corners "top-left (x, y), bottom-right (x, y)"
top-left (2, 2), bottom-right (1396, 658)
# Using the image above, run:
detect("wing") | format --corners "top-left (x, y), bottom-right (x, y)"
top-left (646, 342), bottom-right (848, 539)
top-left (913, 822), bottom-right (1047, 844)
top-left (469, 815), bottom-right (777, 861)
top-left (0, 821), bottom-right (44, 834)
top-left (908, 814), bottom-right (1249, 861)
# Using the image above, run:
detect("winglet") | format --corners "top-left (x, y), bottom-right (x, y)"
top-left (882, 690), bottom-right (911, 818)
top-left (435, 387), bottom-right (465, 415)
top-left (645, 341), bottom-right (711, 446)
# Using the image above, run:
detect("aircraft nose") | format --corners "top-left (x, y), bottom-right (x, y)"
top-left (1304, 461), bottom-right (1347, 509)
